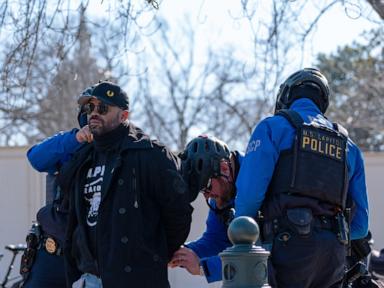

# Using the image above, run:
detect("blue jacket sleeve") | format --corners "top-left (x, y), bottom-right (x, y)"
top-left (200, 256), bottom-right (222, 283)
top-left (186, 206), bottom-right (231, 258)
top-left (185, 202), bottom-right (231, 283)
top-left (347, 141), bottom-right (369, 240)
top-left (27, 129), bottom-right (82, 174)
top-left (235, 119), bottom-right (286, 218)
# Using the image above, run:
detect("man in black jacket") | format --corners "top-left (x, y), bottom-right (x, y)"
top-left (62, 81), bottom-right (193, 288)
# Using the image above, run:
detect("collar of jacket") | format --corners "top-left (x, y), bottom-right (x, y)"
top-left (290, 98), bottom-right (322, 114)
top-left (77, 123), bottom-right (154, 156)
top-left (118, 122), bottom-right (154, 151)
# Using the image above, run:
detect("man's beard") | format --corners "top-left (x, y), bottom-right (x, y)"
top-left (89, 115), bottom-right (120, 136)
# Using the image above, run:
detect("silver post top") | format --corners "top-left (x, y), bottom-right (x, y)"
top-left (228, 216), bottom-right (259, 245)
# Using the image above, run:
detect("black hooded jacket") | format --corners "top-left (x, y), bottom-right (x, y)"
top-left (60, 123), bottom-right (193, 288)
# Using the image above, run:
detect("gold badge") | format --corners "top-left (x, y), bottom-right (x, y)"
top-left (45, 237), bottom-right (57, 254)
top-left (106, 90), bottom-right (114, 97)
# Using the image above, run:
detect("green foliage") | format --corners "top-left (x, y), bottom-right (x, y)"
top-left (317, 28), bottom-right (384, 151)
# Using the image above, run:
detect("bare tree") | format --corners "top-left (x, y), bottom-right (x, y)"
top-left (134, 18), bottom-right (271, 151)
top-left (0, 0), bottom-right (381, 147)
top-left (33, 11), bottom-right (105, 141)
top-left (234, 0), bottom-right (382, 98)
top-left (0, 6), bottom-right (137, 145)
top-left (366, 0), bottom-right (384, 19)
top-left (0, 1), bottom-right (155, 103)
top-left (134, 0), bottom-right (382, 151)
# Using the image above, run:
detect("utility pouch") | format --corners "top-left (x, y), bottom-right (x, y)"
top-left (336, 212), bottom-right (349, 245)
top-left (20, 223), bottom-right (42, 279)
top-left (286, 208), bottom-right (313, 236)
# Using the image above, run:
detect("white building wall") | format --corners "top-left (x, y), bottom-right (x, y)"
top-left (364, 153), bottom-right (384, 251)
top-left (0, 147), bottom-right (382, 287)
top-left (0, 147), bottom-right (44, 283)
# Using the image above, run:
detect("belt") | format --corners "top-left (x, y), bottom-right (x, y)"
top-left (262, 214), bottom-right (337, 242)
top-left (39, 235), bottom-right (63, 256)
top-left (312, 215), bottom-right (337, 231)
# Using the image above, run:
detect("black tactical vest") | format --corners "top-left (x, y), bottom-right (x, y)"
top-left (267, 110), bottom-right (349, 209)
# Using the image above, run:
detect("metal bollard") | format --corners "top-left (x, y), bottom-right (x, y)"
top-left (219, 216), bottom-right (270, 288)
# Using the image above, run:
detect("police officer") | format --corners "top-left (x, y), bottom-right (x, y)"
top-left (22, 87), bottom-right (93, 288)
top-left (169, 135), bottom-right (243, 283)
top-left (235, 68), bottom-right (369, 288)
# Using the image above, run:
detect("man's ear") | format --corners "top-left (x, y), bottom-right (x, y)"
top-left (121, 110), bottom-right (129, 122)
top-left (220, 160), bottom-right (231, 178)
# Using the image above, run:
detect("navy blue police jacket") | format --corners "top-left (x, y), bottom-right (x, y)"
top-left (235, 98), bottom-right (369, 240)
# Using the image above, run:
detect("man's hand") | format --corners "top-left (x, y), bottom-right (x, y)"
top-left (75, 125), bottom-right (93, 143)
top-left (168, 246), bottom-right (201, 275)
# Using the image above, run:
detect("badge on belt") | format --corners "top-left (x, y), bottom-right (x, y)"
top-left (45, 237), bottom-right (58, 254)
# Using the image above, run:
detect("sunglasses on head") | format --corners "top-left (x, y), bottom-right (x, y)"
top-left (83, 102), bottom-right (110, 115)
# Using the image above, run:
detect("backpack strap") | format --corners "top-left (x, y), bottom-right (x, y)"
top-left (276, 109), bottom-right (304, 129)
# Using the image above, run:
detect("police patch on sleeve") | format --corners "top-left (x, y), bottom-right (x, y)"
top-left (299, 127), bottom-right (346, 161)
top-left (246, 139), bottom-right (261, 154)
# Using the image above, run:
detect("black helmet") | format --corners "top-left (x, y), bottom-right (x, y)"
top-left (180, 135), bottom-right (230, 202)
top-left (275, 68), bottom-right (330, 113)
top-left (77, 86), bottom-right (94, 128)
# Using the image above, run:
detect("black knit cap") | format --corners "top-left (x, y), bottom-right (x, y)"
top-left (78, 81), bottom-right (129, 110)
